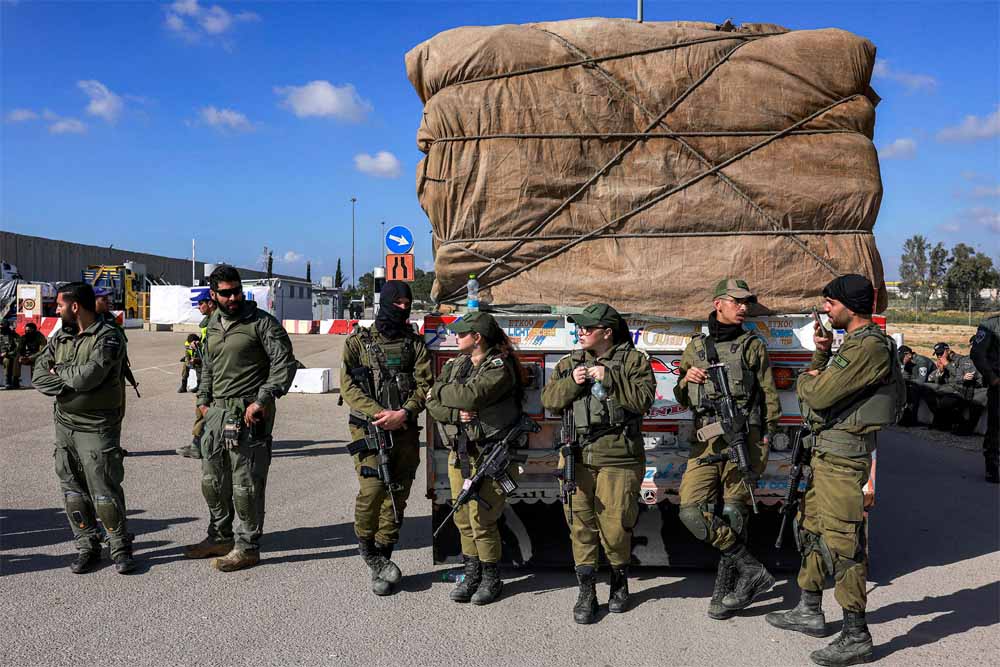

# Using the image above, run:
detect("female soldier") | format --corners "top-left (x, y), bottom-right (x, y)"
top-left (426, 311), bottom-right (526, 605)
top-left (541, 303), bottom-right (656, 624)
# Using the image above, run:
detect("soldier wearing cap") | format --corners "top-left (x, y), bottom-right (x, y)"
top-left (426, 311), bottom-right (528, 606)
top-left (897, 345), bottom-right (934, 426)
top-left (673, 279), bottom-right (781, 621)
top-left (970, 314), bottom-right (1000, 483)
top-left (767, 274), bottom-right (901, 667)
top-left (541, 303), bottom-right (656, 624)
top-left (927, 341), bottom-right (985, 435)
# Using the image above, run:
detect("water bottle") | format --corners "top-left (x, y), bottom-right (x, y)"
top-left (466, 274), bottom-right (479, 311)
top-left (591, 380), bottom-right (607, 400)
top-left (440, 570), bottom-right (465, 583)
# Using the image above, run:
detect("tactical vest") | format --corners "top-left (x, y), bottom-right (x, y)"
top-left (441, 351), bottom-right (521, 443)
top-left (802, 326), bottom-right (904, 456)
top-left (353, 326), bottom-right (418, 405)
top-left (687, 333), bottom-right (762, 425)
top-left (564, 344), bottom-right (643, 441)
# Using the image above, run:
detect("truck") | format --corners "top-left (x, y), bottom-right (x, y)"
top-left (423, 311), bottom-right (883, 569)
top-left (81, 262), bottom-right (147, 319)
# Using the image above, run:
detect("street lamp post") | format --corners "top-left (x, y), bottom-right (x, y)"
top-left (350, 197), bottom-right (357, 290)
top-left (381, 220), bottom-right (386, 268)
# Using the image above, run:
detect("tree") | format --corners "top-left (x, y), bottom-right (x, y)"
top-left (411, 268), bottom-right (435, 303)
top-left (943, 243), bottom-right (999, 309)
top-left (928, 242), bottom-right (949, 291)
top-left (334, 259), bottom-right (344, 289)
top-left (899, 235), bottom-right (929, 305)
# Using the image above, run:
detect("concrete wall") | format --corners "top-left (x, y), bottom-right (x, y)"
top-left (0, 232), bottom-right (304, 285)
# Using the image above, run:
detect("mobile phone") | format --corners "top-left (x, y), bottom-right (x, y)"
top-left (812, 308), bottom-right (828, 332)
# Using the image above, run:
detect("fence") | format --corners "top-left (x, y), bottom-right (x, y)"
top-left (886, 287), bottom-right (1000, 324)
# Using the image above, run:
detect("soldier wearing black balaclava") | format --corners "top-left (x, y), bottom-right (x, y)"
top-left (340, 281), bottom-right (433, 595)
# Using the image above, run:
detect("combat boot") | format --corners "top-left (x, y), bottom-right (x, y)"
top-left (809, 610), bottom-right (874, 666)
top-left (470, 561), bottom-right (503, 605)
top-left (357, 539), bottom-right (393, 596)
top-left (449, 555), bottom-right (482, 603)
top-left (375, 541), bottom-right (402, 586)
top-left (708, 553), bottom-right (737, 620)
top-left (113, 544), bottom-right (137, 575)
top-left (211, 549), bottom-right (260, 572)
top-left (70, 549), bottom-right (101, 574)
top-left (608, 566), bottom-right (630, 613)
top-left (176, 437), bottom-right (202, 459)
top-left (721, 543), bottom-right (775, 611)
top-left (766, 589), bottom-right (828, 637)
top-left (183, 538), bottom-right (234, 559)
top-left (573, 566), bottom-right (598, 624)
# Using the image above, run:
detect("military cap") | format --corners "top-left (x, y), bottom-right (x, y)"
top-left (568, 303), bottom-right (624, 329)
top-left (713, 278), bottom-right (755, 300)
top-left (932, 342), bottom-right (950, 357)
top-left (448, 311), bottom-right (502, 339)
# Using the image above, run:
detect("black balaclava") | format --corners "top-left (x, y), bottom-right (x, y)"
top-left (708, 311), bottom-right (744, 342)
top-left (375, 280), bottom-right (413, 338)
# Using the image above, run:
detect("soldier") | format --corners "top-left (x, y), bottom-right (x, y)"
top-left (766, 274), bottom-right (901, 667)
top-left (94, 287), bottom-right (138, 457)
top-left (178, 334), bottom-right (202, 393)
top-left (340, 281), bottom-right (432, 596)
top-left (1, 319), bottom-right (21, 389)
top-left (31, 282), bottom-right (135, 574)
top-left (928, 342), bottom-right (985, 435)
top-left (970, 314), bottom-right (999, 483)
top-left (897, 345), bottom-right (934, 426)
top-left (672, 280), bottom-right (781, 620)
top-left (16, 322), bottom-right (48, 376)
top-left (177, 296), bottom-right (216, 459)
top-left (541, 303), bottom-right (656, 624)
top-left (426, 311), bottom-right (527, 606)
top-left (183, 265), bottom-right (297, 572)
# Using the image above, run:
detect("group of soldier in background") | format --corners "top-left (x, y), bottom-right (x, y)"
top-left (20, 263), bottom-right (996, 667)
top-left (898, 324), bottom-right (1000, 482)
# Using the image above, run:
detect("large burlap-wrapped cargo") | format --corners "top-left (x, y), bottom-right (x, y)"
top-left (407, 19), bottom-right (887, 318)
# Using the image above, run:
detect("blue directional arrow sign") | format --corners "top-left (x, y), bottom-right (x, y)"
top-left (385, 225), bottom-right (414, 254)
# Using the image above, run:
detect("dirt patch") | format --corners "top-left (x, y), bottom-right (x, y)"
top-left (887, 322), bottom-right (980, 357)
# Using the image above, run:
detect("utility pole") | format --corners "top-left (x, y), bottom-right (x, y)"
top-left (381, 220), bottom-right (386, 268)
top-left (637, 0), bottom-right (643, 22)
top-left (191, 238), bottom-right (196, 285)
top-left (350, 197), bottom-right (357, 290)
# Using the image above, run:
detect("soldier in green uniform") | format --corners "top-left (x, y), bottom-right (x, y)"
top-left (426, 311), bottom-right (527, 606)
top-left (178, 296), bottom-right (216, 459)
top-left (897, 345), bottom-right (933, 426)
top-left (31, 282), bottom-right (136, 574)
top-left (928, 342), bottom-right (985, 435)
top-left (16, 322), bottom-right (48, 382)
top-left (673, 279), bottom-right (781, 620)
top-left (183, 266), bottom-right (297, 572)
top-left (1, 319), bottom-right (21, 389)
top-left (767, 274), bottom-right (902, 667)
top-left (970, 314), bottom-right (1000, 483)
top-left (541, 303), bottom-right (656, 624)
top-left (340, 281), bottom-right (433, 596)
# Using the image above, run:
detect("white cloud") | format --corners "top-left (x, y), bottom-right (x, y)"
top-left (878, 137), bottom-right (917, 160)
top-left (165, 0), bottom-right (259, 41)
top-left (971, 185), bottom-right (1000, 198)
top-left (937, 222), bottom-right (961, 233)
top-left (283, 251), bottom-right (304, 263)
top-left (967, 207), bottom-right (1000, 233)
top-left (873, 59), bottom-right (938, 94)
top-left (196, 106), bottom-right (253, 131)
top-left (78, 80), bottom-right (124, 123)
top-left (275, 81), bottom-right (372, 122)
top-left (6, 108), bottom-right (38, 122)
top-left (354, 151), bottom-right (402, 179)
top-left (49, 117), bottom-right (87, 134)
top-left (937, 106), bottom-right (1000, 142)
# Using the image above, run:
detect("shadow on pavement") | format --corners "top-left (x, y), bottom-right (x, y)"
top-left (271, 439), bottom-right (346, 458)
top-left (870, 582), bottom-right (1000, 660)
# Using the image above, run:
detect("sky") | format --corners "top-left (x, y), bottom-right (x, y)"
top-left (2, 0), bottom-right (998, 286)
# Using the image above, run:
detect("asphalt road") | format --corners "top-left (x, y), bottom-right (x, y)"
top-left (2, 331), bottom-right (997, 666)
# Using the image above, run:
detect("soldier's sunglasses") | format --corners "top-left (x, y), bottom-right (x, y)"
top-left (577, 326), bottom-right (609, 335)
top-left (214, 286), bottom-right (243, 297)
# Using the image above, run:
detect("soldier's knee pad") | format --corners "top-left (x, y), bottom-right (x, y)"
top-left (64, 491), bottom-right (96, 531)
top-left (833, 554), bottom-right (863, 582)
top-left (722, 502), bottom-right (750, 540)
top-left (94, 495), bottom-right (124, 533)
top-left (201, 475), bottom-right (223, 506)
top-left (233, 484), bottom-right (255, 519)
top-left (678, 503), bottom-right (713, 542)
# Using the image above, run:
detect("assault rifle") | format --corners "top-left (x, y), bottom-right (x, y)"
top-left (775, 426), bottom-right (812, 549)
top-left (434, 416), bottom-right (539, 538)
top-left (695, 362), bottom-right (759, 513)
top-left (556, 403), bottom-right (577, 523)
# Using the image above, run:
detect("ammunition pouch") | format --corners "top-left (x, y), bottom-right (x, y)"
top-left (223, 417), bottom-right (241, 450)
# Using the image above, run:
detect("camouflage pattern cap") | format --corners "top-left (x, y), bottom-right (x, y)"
top-left (713, 278), bottom-right (755, 300)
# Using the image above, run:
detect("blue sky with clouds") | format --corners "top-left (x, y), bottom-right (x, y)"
top-left (2, 0), bottom-right (997, 285)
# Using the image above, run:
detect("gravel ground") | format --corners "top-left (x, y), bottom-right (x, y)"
top-left (2, 331), bottom-right (997, 666)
